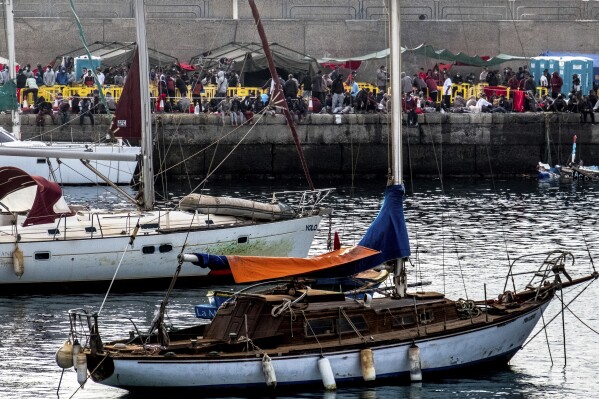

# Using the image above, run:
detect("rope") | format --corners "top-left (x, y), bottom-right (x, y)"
top-left (271, 288), bottom-right (309, 317)
top-left (522, 279), bottom-right (596, 348)
top-left (97, 218), bottom-right (141, 315)
top-left (340, 308), bottom-right (365, 342)
top-left (67, 353), bottom-right (109, 399)
top-left (302, 310), bottom-right (324, 355)
top-left (68, 0), bottom-right (111, 127)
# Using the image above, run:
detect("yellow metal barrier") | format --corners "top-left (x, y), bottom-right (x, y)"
top-left (536, 87), bottom-right (548, 97)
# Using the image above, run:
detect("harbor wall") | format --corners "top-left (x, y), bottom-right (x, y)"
top-left (0, 1), bottom-right (598, 76)
top-left (8, 113), bottom-right (598, 180)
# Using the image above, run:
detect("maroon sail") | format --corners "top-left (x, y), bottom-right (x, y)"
top-left (110, 48), bottom-right (142, 140)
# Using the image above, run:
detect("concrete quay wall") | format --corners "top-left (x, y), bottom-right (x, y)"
top-left (8, 113), bottom-right (597, 180)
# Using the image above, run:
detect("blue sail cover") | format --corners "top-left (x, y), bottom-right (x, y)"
top-left (358, 184), bottom-right (411, 265)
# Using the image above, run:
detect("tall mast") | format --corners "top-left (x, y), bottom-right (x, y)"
top-left (134, 0), bottom-right (154, 210)
top-left (4, 0), bottom-right (19, 139)
top-left (389, 0), bottom-right (407, 297)
top-left (248, 0), bottom-right (314, 190)
top-left (389, 0), bottom-right (402, 186)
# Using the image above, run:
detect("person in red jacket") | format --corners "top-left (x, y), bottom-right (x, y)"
top-left (550, 71), bottom-right (563, 99)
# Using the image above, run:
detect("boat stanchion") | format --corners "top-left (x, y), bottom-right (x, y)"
top-left (76, 352), bottom-right (87, 387)
top-left (262, 353), bottom-right (277, 387)
top-left (318, 356), bottom-right (337, 390)
top-left (360, 348), bottom-right (376, 381)
top-left (408, 343), bottom-right (422, 382)
top-left (55, 340), bottom-right (74, 369)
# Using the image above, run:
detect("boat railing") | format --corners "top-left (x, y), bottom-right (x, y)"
top-left (67, 308), bottom-right (100, 352)
top-left (270, 188), bottom-right (334, 214)
top-left (503, 250), bottom-right (575, 298)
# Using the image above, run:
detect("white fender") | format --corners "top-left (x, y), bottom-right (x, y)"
top-left (318, 356), bottom-right (336, 390)
top-left (360, 348), bottom-right (376, 381)
top-left (76, 352), bottom-right (87, 387)
top-left (262, 354), bottom-right (277, 387)
top-left (72, 340), bottom-right (81, 371)
top-left (408, 344), bottom-right (422, 382)
top-left (12, 246), bottom-right (24, 278)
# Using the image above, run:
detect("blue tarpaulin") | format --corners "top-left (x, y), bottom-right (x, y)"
top-left (191, 184), bottom-right (411, 282)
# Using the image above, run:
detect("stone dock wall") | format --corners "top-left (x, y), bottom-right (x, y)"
top-left (7, 113), bottom-right (597, 181)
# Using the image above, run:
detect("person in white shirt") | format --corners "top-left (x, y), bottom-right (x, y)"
top-left (442, 71), bottom-right (452, 110)
top-left (95, 67), bottom-right (105, 85)
top-left (479, 67), bottom-right (488, 83)
top-left (476, 93), bottom-right (492, 112)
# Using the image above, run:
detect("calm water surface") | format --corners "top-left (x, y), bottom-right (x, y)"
top-left (1, 177), bottom-right (598, 399)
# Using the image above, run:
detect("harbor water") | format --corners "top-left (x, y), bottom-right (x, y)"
top-left (1, 177), bottom-right (598, 398)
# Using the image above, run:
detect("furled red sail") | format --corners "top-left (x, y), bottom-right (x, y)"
top-left (110, 48), bottom-right (141, 140)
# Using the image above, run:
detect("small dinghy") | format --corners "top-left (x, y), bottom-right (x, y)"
top-left (179, 194), bottom-right (296, 221)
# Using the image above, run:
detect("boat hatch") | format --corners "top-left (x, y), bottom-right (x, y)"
top-left (85, 227), bottom-right (97, 233)
top-left (36, 158), bottom-right (46, 164)
top-left (237, 236), bottom-right (248, 244)
top-left (48, 228), bottom-right (60, 235)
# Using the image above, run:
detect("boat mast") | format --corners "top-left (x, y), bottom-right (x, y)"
top-left (248, 0), bottom-right (314, 191)
top-left (4, 0), bottom-right (19, 140)
top-left (389, 0), bottom-right (407, 297)
top-left (133, 0), bottom-right (154, 210)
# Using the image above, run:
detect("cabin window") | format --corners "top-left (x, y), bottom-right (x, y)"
top-left (85, 227), bottom-right (97, 233)
top-left (34, 252), bottom-right (50, 261)
top-left (237, 236), bottom-right (248, 244)
top-left (419, 311), bottom-right (434, 324)
top-left (37, 158), bottom-right (46, 164)
top-left (338, 315), bottom-right (368, 334)
top-left (142, 246), bottom-right (155, 254)
top-left (305, 319), bottom-right (336, 337)
top-left (158, 244), bottom-right (173, 253)
top-left (48, 229), bottom-right (60, 235)
top-left (140, 223), bottom-right (159, 229)
top-left (391, 314), bottom-right (416, 327)
top-left (205, 219), bottom-right (214, 225)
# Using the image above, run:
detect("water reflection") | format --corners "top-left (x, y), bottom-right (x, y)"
top-left (2, 178), bottom-right (599, 399)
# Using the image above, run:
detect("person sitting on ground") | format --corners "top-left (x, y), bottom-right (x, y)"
top-left (476, 93), bottom-right (493, 112)
top-left (79, 96), bottom-right (94, 126)
top-left (218, 96), bottom-right (232, 125)
top-left (35, 96), bottom-right (56, 126)
top-left (230, 95), bottom-right (243, 125)
top-left (550, 94), bottom-right (566, 112)
top-left (58, 98), bottom-right (70, 128)
top-left (580, 96), bottom-right (595, 124)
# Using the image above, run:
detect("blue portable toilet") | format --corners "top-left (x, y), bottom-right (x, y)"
top-left (530, 56), bottom-right (593, 95)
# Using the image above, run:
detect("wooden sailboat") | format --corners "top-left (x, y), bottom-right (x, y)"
top-left (0, 0), bottom-right (140, 185)
top-left (0, 0), bottom-right (330, 291)
top-left (58, 0), bottom-right (598, 392)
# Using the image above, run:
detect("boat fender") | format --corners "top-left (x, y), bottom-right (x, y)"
top-left (318, 356), bottom-right (336, 390)
top-left (262, 354), bottom-right (277, 387)
top-left (76, 352), bottom-right (87, 387)
top-left (72, 339), bottom-right (81, 371)
top-left (12, 246), bottom-right (24, 278)
top-left (55, 340), bottom-right (74, 369)
top-left (360, 348), bottom-right (376, 381)
top-left (408, 343), bottom-right (422, 382)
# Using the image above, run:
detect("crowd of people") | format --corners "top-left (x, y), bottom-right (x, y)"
top-left (12, 57), bottom-right (599, 128)
top-left (398, 65), bottom-right (599, 126)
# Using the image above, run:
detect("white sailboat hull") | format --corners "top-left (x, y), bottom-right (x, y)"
top-left (0, 143), bottom-right (139, 185)
top-left (0, 210), bottom-right (323, 286)
top-left (100, 304), bottom-right (547, 390)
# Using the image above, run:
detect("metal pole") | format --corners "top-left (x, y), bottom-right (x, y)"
top-left (233, 0), bottom-right (239, 19)
top-left (5, 0), bottom-right (20, 139)
top-left (248, 0), bottom-right (314, 191)
top-left (134, 0), bottom-right (154, 210)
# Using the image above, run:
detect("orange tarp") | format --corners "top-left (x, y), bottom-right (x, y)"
top-left (227, 245), bottom-right (381, 284)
